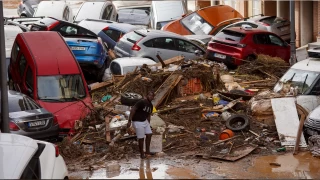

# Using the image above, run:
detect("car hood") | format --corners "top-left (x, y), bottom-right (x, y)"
top-left (38, 97), bottom-right (92, 129)
top-left (0, 134), bottom-right (38, 179)
top-left (309, 105), bottom-right (320, 121)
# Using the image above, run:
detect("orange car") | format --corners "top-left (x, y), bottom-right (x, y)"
top-left (162, 5), bottom-right (243, 36)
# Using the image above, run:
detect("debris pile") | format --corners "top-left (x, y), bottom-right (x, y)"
top-left (59, 54), bottom-right (312, 170)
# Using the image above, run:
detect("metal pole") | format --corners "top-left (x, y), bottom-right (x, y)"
top-left (290, 0), bottom-right (296, 65)
top-left (0, 1), bottom-right (10, 133)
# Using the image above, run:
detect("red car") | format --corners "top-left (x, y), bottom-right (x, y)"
top-left (206, 25), bottom-right (291, 66)
top-left (8, 31), bottom-right (93, 135)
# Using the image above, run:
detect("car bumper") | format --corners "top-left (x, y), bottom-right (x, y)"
top-left (206, 50), bottom-right (237, 66)
top-left (75, 55), bottom-right (106, 68)
top-left (11, 124), bottom-right (60, 140)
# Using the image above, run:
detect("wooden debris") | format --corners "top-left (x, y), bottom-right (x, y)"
top-left (90, 80), bottom-right (114, 92)
top-left (293, 104), bottom-right (309, 155)
top-left (212, 135), bottom-right (241, 145)
top-left (150, 55), bottom-right (184, 67)
top-left (156, 54), bottom-right (166, 68)
top-left (105, 116), bottom-right (111, 143)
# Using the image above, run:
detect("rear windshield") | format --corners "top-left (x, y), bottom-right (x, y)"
top-left (215, 30), bottom-right (246, 43)
top-left (123, 31), bottom-right (144, 44)
top-left (181, 12), bottom-right (214, 35)
top-left (0, 94), bottom-right (41, 113)
top-left (260, 16), bottom-right (287, 26)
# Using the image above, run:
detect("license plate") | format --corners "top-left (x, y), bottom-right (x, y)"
top-left (71, 47), bottom-right (86, 51)
top-left (214, 53), bottom-right (226, 59)
top-left (280, 26), bottom-right (289, 31)
top-left (29, 120), bottom-right (46, 127)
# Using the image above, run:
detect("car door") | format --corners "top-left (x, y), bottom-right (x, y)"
top-left (175, 38), bottom-right (205, 60)
top-left (267, 34), bottom-right (290, 61)
top-left (252, 34), bottom-right (275, 57)
top-left (15, 53), bottom-right (28, 93)
top-left (24, 66), bottom-right (35, 98)
top-left (152, 37), bottom-right (178, 61)
top-left (102, 28), bottom-right (123, 49)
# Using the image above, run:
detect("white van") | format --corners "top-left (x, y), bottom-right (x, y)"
top-left (150, 1), bottom-right (187, 30)
top-left (74, 1), bottom-right (117, 24)
top-left (109, 57), bottom-right (156, 75)
top-left (33, 1), bottom-right (73, 22)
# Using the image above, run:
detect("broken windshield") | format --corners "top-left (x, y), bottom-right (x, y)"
top-left (274, 68), bottom-right (320, 94)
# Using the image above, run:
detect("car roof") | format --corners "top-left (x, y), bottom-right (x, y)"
top-left (290, 58), bottom-right (320, 72)
top-left (109, 23), bottom-right (140, 32)
top-left (0, 133), bottom-right (38, 179)
top-left (135, 29), bottom-right (185, 39)
top-left (19, 31), bottom-right (80, 75)
top-left (111, 57), bottom-right (156, 67)
top-left (223, 27), bottom-right (270, 34)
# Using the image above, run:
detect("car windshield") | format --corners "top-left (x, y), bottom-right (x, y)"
top-left (37, 75), bottom-right (86, 102)
top-left (181, 12), bottom-right (214, 35)
top-left (274, 68), bottom-right (320, 94)
top-left (214, 30), bottom-right (246, 43)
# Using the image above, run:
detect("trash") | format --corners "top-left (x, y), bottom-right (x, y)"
top-left (167, 124), bottom-right (184, 133)
top-left (101, 95), bottom-right (112, 102)
top-left (219, 129), bottom-right (234, 140)
top-left (308, 135), bottom-right (320, 157)
top-left (198, 93), bottom-right (207, 100)
top-left (141, 77), bottom-right (152, 82)
top-left (205, 132), bottom-right (216, 136)
top-left (110, 115), bottom-right (128, 130)
top-left (74, 120), bottom-right (83, 130)
top-left (220, 148), bottom-right (229, 154)
top-left (218, 100), bottom-right (229, 106)
top-left (205, 112), bottom-right (219, 118)
top-left (269, 163), bottom-right (281, 166)
top-left (83, 145), bottom-right (95, 154)
top-left (221, 111), bottom-right (232, 121)
top-left (220, 75), bottom-right (234, 83)
top-left (276, 147), bottom-right (286, 152)
top-left (156, 127), bottom-right (166, 134)
top-left (200, 133), bottom-right (209, 141)
top-left (102, 68), bottom-right (112, 82)
top-left (106, 161), bottom-right (121, 172)
top-left (212, 94), bottom-right (221, 105)
top-left (115, 104), bottom-right (131, 112)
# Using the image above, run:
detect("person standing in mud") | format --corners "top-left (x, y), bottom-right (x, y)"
top-left (127, 91), bottom-right (156, 159)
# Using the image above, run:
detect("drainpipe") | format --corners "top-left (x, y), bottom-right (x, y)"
top-left (0, 1), bottom-right (10, 133)
top-left (290, 0), bottom-right (296, 65)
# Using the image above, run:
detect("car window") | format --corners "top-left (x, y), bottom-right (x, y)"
top-left (19, 55), bottom-right (27, 78)
top-left (181, 12), bottom-right (214, 35)
top-left (143, 40), bottom-right (153, 47)
top-left (310, 79), bottom-right (320, 95)
top-left (26, 67), bottom-right (34, 90)
top-left (79, 27), bottom-right (96, 36)
top-left (20, 143), bottom-right (44, 180)
top-left (253, 34), bottom-right (270, 44)
top-left (59, 25), bottom-right (78, 35)
top-left (104, 29), bottom-right (122, 42)
top-left (11, 42), bottom-right (20, 63)
top-left (63, 7), bottom-right (70, 21)
top-left (102, 5), bottom-right (113, 20)
top-left (176, 39), bottom-right (201, 53)
top-left (153, 38), bottom-right (176, 50)
top-left (268, 34), bottom-right (284, 46)
top-left (215, 30), bottom-right (246, 43)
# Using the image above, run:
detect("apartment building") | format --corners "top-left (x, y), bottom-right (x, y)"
top-left (195, 0), bottom-right (318, 47)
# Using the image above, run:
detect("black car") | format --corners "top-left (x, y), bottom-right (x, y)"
top-left (17, 0), bottom-right (40, 17)
top-left (2, 90), bottom-right (59, 140)
top-left (30, 17), bottom-right (97, 37)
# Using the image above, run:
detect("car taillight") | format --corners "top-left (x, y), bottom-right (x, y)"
top-left (54, 145), bottom-right (59, 157)
top-left (131, 44), bottom-right (141, 51)
top-left (53, 116), bottom-right (58, 125)
top-left (9, 122), bottom-right (20, 131)
top-left (237, 43), bottom-right (246, 48)
top-left (208, 42), bottom-right (215, 48)
top-left (46, 21), bottom-right (60, 31)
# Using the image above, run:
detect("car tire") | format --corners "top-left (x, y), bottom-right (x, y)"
top-left (225, 114), bottom-right (250, 132)
top-left (120, 92), bottom-right (143, 106)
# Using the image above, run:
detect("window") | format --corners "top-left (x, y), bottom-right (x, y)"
top-left (26, 67), bottom-right (34, 90)
top-left (253, 34), bottom-right (269, 44)
top-left (19, 55), bottom-right (27, 78)
top-left (59, 25), bottom-right (78, 36)
top-left (310, 79), bottom-right (320, 95)
top-left (252, 0), bottom-right (261, 16)
top-left (63, 7), bottom-right (70, 21)
top-left (102, 5), bottom-right (113, 20)
top-left (11, 42), bottom-right (20, 63)
top-left (181, 12), bottom-right (214, 35)
top-left (153, 38), bottom-right (176, 50)
top-left (123, 31), bottom-right (144, 44)
top-left (268, 34), bottom-right (284, 46)
top-left (104, 29), bottom-right (122, 42)
top-left (79, 28), bottom-right (96, 36)
top-left (143, 40), bottom-right (153, 47)
top-left (215, 30), bottom-right (246, 43)
top-left (20, 143), bottom-right (45, 179)
top-left (176, 39), bottom-right (201, 53)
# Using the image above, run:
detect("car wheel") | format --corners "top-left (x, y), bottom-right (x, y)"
top-left (120, 92), bottom-right (143, 106)
top-left (225, 114), bottom-right (250, 132)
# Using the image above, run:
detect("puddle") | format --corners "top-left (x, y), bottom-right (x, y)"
top-left (69, 158), bottom-right (200, 179)
top-left (215, 152), bottom-right (320, 179)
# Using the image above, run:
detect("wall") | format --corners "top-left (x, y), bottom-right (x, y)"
top-left (263, 0), bottom-right (276, 16)
top-left (300, 1), bottom-right (313, 46)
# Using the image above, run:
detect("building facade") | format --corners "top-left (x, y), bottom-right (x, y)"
top-left (195, 0), bottom-right (319, 47)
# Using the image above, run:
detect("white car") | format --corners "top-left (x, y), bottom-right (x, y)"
top-left (74, 1), bottom-right (117, 24)
top-left (109, 57), bottom-right (156, 75)
top-left (33, 1), bottom-right (74, 22)
top-left (0, 133), bottom-right (68, 179)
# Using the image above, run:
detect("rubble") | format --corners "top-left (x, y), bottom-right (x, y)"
top-left (59, 54), bottom-right (306, 170)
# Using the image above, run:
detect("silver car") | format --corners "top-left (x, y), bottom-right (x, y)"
top-left (114, 29), bottom-right (205, 62)
top-left (218, 16), bottom-right (290, 42)
top-left (4, 90), bottom-right (59, 140)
